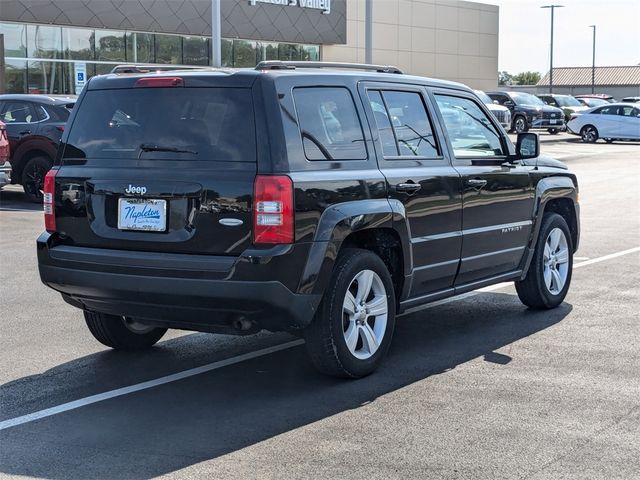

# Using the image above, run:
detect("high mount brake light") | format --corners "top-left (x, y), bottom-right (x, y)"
top-left (253, 175), bottom-right (294, 244)
top-left (134, 77), bottom-right (184, 88)
top-left (43, 168), bottom-right (58, 233)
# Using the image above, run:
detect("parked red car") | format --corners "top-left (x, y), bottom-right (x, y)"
top-left (0, 120), bottom-right (11, 189)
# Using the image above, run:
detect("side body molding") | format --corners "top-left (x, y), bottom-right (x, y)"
top-left (297, 199), bottom-right (413, 296)
top-left (520, 175), bottom-right (580, 277)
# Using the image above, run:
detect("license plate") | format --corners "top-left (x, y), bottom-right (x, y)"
top-left (550, 119), bottom-right (558, 124)
top-left (118, 198), bottom-right (167, 232)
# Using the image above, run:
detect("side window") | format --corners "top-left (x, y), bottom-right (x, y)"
top-left (1, 101), bottom-right (35, 123)
top-left (368, 90), bottom-right (439, 158)
top-left (490, 94), bottom-right (507, 105)
top-left (434, 94), bottom-right (505, 158)
top-left (620, 106), bottom-right (637, 117)
top-left (368, 90), bottom-right (398, 157)
top-left (293, 87), bottom-right (366, 161)
top-left (599, 106), bottom-right (616, 115)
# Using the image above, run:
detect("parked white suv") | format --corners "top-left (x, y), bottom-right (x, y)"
top-left (475, 90), bottom-right (511, 129)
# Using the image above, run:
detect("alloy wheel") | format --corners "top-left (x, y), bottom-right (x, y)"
top-left (543, 228), bottom-right (570, 295)
top-left (342, 269), bottom-right (388, 360)
top-left (582, 126), bottom-right (597, 143)
top-left (515, 117), bottom-right (526, 133)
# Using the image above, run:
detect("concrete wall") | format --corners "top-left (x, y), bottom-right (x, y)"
top-left (322, 0), bottom-right (499, 90)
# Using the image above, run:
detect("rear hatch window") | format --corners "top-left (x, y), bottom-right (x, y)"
top-left (63, 87), bottom-right (255, 162)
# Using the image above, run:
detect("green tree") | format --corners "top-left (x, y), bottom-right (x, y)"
top-left (498, 71), bottom-right (513, 85)
top-left (513, 71), bottom-right (541, 85)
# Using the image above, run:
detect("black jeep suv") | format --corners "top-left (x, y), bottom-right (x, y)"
top-left (487, 91), bottom-right (566, 135)
top-left (38, 62), bottom-right (580, 378)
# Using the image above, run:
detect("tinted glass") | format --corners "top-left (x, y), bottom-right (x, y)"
top-left (620, 106), bottom-right (638, 117)
top-left (1, 102), bottom-right (35, 123)
top-left (183, 37), bottom-right (209, 65)
top-left (4, 60), bottom-right (27, 94)
top-left (368, 90), bottom-right (398, 157)
top-left (95, 30), bottom-right (125, 62)
top-left (27, 25), bottom-right (62, 59)
top-left (64, 88), bottom-right (256, 162)
top-left (62, 27), bottom-right (95, 60)
top-left (27, 60), bottom-right (65, 94)
top-left (435, 95), bottom-right (504, 157)
top-left (126, 32), bottom-right (155, 63)
top-left (155, 34), bottom-right (182, 64)
top-left (0, 23), bottom-right (27, 57)
top-left (510, 92), bottom-right (545, 106)
top-left (382, 91), bottom-right (438, 157)
top-left (293, 87), bottom-right (367, 161)
top-left (233, 40), bottom-right (257, 67)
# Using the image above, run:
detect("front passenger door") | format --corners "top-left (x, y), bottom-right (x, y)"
top-left (432, 92), bottom-right (534, 286)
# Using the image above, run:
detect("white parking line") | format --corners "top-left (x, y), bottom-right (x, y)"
top-left (1, 246), bottom-right (638, 432)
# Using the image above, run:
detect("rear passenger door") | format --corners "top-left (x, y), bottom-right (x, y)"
top-left (431, 91), bottom-right (534, 286)
top-left (360, 83), bottom-right (462, 299)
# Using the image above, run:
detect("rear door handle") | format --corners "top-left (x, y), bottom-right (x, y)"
top-left (466, 178), bottom-right (488, 187)
top-left (19, 130), bottom-right (31, 135)
top-left (395, 182), bottom-right (422, 194)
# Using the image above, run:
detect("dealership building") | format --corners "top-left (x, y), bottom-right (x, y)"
top-left (0, 0), bottom-right (499, 95)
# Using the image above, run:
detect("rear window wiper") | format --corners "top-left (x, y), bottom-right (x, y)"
top-left (138, 143), bottom-right (198, 158)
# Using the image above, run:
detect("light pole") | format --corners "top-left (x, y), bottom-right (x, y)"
top-left (211, 0), bottom-right (221, 67)
top-left (541, 5), bottom-right (564, 94)
top-left (365, 0), bottom-right (372, 64)
top-left (589, 25), bottom-right (596, 94)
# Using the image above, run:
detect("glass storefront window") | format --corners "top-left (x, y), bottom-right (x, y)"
top-left (62, 27), bottom-right (95, 60)
top-left (126, 32), bottom-right (155, 63)
top-left (155, 34), bottom-right (182, 64)
top-left (302, 45), bottom-right (320, 61)
top-left (183, 36), bottom-right (209, 65)
top-left (257, 42), bottom-right (279, 62)
top-left (233, 40), bottom-right (257, 67)
top-left (95, 30), bottom-right (126, 62)
top-left (221, 39), bottom-right (233, 67)
top-left (27, 61), bottom-right (64, 94)
top-left (279, 43), bottom-right (303, 61)
top-left (0, 23), bottom-right (27, 57)
top-left (27, 24), bottom-right (62, 59)
top-left (4, 60), bottom-right (27, 94)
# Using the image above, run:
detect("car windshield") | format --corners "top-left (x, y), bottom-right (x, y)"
top-left (581, 98), bottom-right (608, 107)
top-left (555, 96), bottom-right (582, 107)
top-left (510, 92), bottom-right (545, 106)
top-left (474, 90), bottom-right (493, 104)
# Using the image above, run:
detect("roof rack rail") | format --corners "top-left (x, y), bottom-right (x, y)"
top-left (255, 61), bottom-right (403, 74)
top-left (110, 64), bottom-right (209, 74)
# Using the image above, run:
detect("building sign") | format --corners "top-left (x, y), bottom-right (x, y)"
top-left (249, 0), bottom-right (331, 15)
top-left (74, 62), bottom-right (87, 94)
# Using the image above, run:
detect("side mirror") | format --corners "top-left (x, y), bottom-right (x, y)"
top-left (515, 132), bottom-right (539, 159)
top-left (504, 100), bottom-right (515, 108)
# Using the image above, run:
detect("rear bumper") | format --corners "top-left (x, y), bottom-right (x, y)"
top-left (37, 233), bottom-right (321, 334)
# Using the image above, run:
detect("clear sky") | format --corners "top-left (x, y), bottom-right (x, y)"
top-left (484, 0), bottom-right (640, 75)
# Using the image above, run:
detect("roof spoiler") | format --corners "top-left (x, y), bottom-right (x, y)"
top-left (255, 61), bottom-right (403, 74)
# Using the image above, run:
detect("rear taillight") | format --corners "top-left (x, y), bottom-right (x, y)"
top-left (43, 169), bottom-right (58, 233)
top-left (253, 175), bottom-right (293, 244)
top-left (56, 125), bottom-right (64, 132)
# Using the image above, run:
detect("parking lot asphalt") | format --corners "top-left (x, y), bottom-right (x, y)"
top-left (1, 136), bottom-right (639, 479)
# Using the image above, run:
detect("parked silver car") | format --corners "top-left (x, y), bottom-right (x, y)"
top-left (474, 90), bottom-right (511, 128)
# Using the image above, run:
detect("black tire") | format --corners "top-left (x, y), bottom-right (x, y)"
top-left (84, 311), bottom-right (167, 350)
top-left (580, 125), bottom-right (598, 143)
top-left (22, 156), bottom-right (52, 203)
top-left (547, 128), bottom-right (559, 135)
top-left (303, 248), bottom-right (396, 378)
top-left (515, 213), bottom-right (573, 309)
top-left (512, 115), bottom-right (528, 133)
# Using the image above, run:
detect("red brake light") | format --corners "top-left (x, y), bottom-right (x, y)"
top-left (134, 77), bottom-right (184, 88)
top-left (253, 175), bottom-right (294, 245)
top-left (56, 125), bottom-right (64, 132)
top-left (43, 169), bottom-right (58, 233)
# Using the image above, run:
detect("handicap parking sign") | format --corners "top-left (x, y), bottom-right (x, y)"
top-left (74, 63), bottom-right (87, 94)
top-left (77, 72), bottom-right (85, 82)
